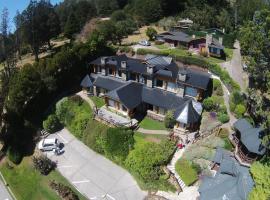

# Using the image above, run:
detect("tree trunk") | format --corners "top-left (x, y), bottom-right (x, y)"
top-left (48, 40), bottom-right (51, 50)
top-left (34, 47), bottom-right (39, 62)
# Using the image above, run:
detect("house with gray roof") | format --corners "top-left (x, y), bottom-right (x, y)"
top-left (230, 118), bottom-right (266, 166)
top-left (85, 54), bottom-right (211, 133)
top-left (199, 147), bottom-right (254, 200)
top-left (156, 31), bottom-right (225, 58)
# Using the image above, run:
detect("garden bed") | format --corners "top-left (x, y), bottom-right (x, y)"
top-left (90, 96), bottom-right (105, 108)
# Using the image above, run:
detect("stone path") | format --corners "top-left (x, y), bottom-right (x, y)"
top-left (137, 128), bottom-right (170, 135)
top-left (167, 148), bottom-right (186, 189)
top-left (76, 91), bottom-right (95, 109)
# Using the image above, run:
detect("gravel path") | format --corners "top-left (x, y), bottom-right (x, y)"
top-left (137, 128), bottom-right (170, 135)
top-left (76, 91), bottom-right (95, 109)
top-left (220, 41), bottom-right (248, 91)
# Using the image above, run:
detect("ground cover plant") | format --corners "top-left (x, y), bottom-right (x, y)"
top-left (140, 117), bottom-right (167, 130)
top-left (0, 157), bottom-right (86, 200)
top-left (175, 159), bottom-right (200, 186)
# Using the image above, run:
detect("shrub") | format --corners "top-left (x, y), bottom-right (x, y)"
top-left (164, 111), bottom-right (176, 129)
top-left (146, 27), bottom-right (157, 41)
top-left (102, 128), bottom-right (134, 165)
top-left (213, 79), bottom-right (223, 96)
top-left (234, 104), bottom-right (246, 118)
top-left (33, 156), bottom-right (56, 175)
top-left (7, 147), bottom-right (23, 165)
top-left (203, 97), bottom-right (215, 111)
top-left (125, 140), bottom-right (175, 187)
top-left (218, 128), bottom-right (229, 139)
top-left (43, 114), bottom-right (62, 133)
top-left (155, 40), bottom-right (164, 45)
top-left (217, 113), bottom-right (230, 123)
top-left (50, 181), bottom-right (79, 200)
top-left (175, 159), bottom-right (200, 186)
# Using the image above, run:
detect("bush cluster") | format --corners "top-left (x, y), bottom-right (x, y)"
top-left (50, 181), bottom-right (79, 200)
top-left (55, 96), bottom-right (92, 138)
top-left (229, 91), bottom-right (246, 118)
top-left (43, 114), bottom-right (62, 133)
top-left (7, 147), bottom-right (23, 165)
top-left (125, 140), bottom-right (175, 189)
top-left (164, 110), bottom-right (176, 129)
top-left (33, 156), bottom-right (56, 175)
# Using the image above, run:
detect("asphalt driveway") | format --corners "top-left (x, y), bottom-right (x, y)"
top-left (0, 178), bottom-right (12, 200)
top-left (44, 128), bottom-right (146, 200)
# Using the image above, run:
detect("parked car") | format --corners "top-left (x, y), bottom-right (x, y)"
top-left (38, 138), bottom-right (60, 151)
top-left (138, 40), bottom-right (151, 46)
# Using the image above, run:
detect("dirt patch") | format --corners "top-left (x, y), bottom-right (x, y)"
top-left (122, 25), bottom-right (164, 44)
top-left (145, 136), bottom-right (162, 144)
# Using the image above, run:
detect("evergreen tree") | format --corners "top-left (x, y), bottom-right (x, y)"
top-left (64, 12), bottom-right (80, 40)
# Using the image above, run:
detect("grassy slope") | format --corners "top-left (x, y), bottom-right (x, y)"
top-left (139, 117), bottom-right (167, 130)
top-left (0, 157), bottom-right (86, 200)
top-left (90, 96), bottom-right (105, 108)
top-left (175, 159), bottom-right (198, 186)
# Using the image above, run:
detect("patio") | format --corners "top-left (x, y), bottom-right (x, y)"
top-left (96, 107), bottom-right (138, 128)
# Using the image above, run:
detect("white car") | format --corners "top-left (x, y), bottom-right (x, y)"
top-left (138, 40), bottom-right (151, 46)
top-left (38, 138), bottom-right (60, 151)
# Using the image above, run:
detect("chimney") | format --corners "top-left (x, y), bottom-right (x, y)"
top-left (147, 66), bottom-right (153, 74)
top-left (101, 57), bottom-right (106, 65)
top-left (121, 61), bottom-right (127, 69)
top-left (219, 37), bottom-right (223, 45)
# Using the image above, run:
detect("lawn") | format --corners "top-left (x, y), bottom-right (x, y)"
top-left (175, 159), bottom-right (200, 186)
top-left (0, 157), bottom-right (86, 200)
top-left (139, 117), bottom-right (167, 130)
top-left (90, 96), bottom-right (105, 108)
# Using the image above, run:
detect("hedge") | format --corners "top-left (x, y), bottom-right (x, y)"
top-left (136, 48), bottom-right (240, 92)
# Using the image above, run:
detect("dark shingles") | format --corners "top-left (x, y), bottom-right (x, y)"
top-left (93, 76), bottom-right (125, 91)
top-left (174, 99), bottom-right (201, 124)
top-left (80, 75), bottom-right (93, 88)
top-left (142, 87), bottom-right (187, 110)
top-left (183, 68), bottom-right (211, 90)
top-left (106, 82), bottom-right (143, 109)
top-left (199, 148), bottom-right (254, 200)
top-left (233, 119), bottom-right (266, 155)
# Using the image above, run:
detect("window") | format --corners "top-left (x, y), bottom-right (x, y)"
top-left (167, 82), bottom-right (176, 92)
top-left (185, 87), bottom-right (198, 97)
top-left (122, 105), bottom-right (127, 112)
top-left (118, 70), bottom-right (122, 77)
top-left (156, 79), bottom-right (163, 87)
top-left (108, 99), bottom-right (114, 107)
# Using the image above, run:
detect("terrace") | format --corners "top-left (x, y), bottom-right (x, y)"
top-left (96, 107), bottom-right (138, 128)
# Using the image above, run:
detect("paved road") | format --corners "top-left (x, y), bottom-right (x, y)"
top-left (220, 41), bottom-right (248, 91)
top-left (0, 178), bottom-right (12, 200)
top-left (45, 129), bottom-right (146, 200)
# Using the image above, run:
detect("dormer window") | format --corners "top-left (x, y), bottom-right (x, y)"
top-left (121, 61), bottom-right (127, 69)
top-left (178, 69), bottom-right (187, 82)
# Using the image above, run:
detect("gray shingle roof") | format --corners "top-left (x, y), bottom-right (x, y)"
top-left (183, 68), bottom-right (211, 90)
top-left (106, 82), bottom-right (143, 109)
top-left (80, 75), bottom-right (93, 88)
top-left (93, 76), bottom-right (125, 91)
top-left (174, 99), bottom-right (202, 124)
top-left (158, 31), bottom-right (192, 43)
top-left (199, 148), bottom-right (254, 200)
top-left (233, 119), bottom-right (266, 155)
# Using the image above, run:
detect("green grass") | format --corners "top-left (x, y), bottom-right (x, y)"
top-left (155, 44), bottom-right (169, 50)
top-left (175, 159), bottom-right (199, 186)
top-left (140, 117), bottom-right (167, 130)
top-left (224, 48), bottom-right (234, 60)
top-left (223, 137), bottom-right (234, 151)
top-left (134, 132), bottom-right (168, 141)
top-left (90, 96), bottom-right (105, 108)
top-left (0, 157), bottom-right (86, 200)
